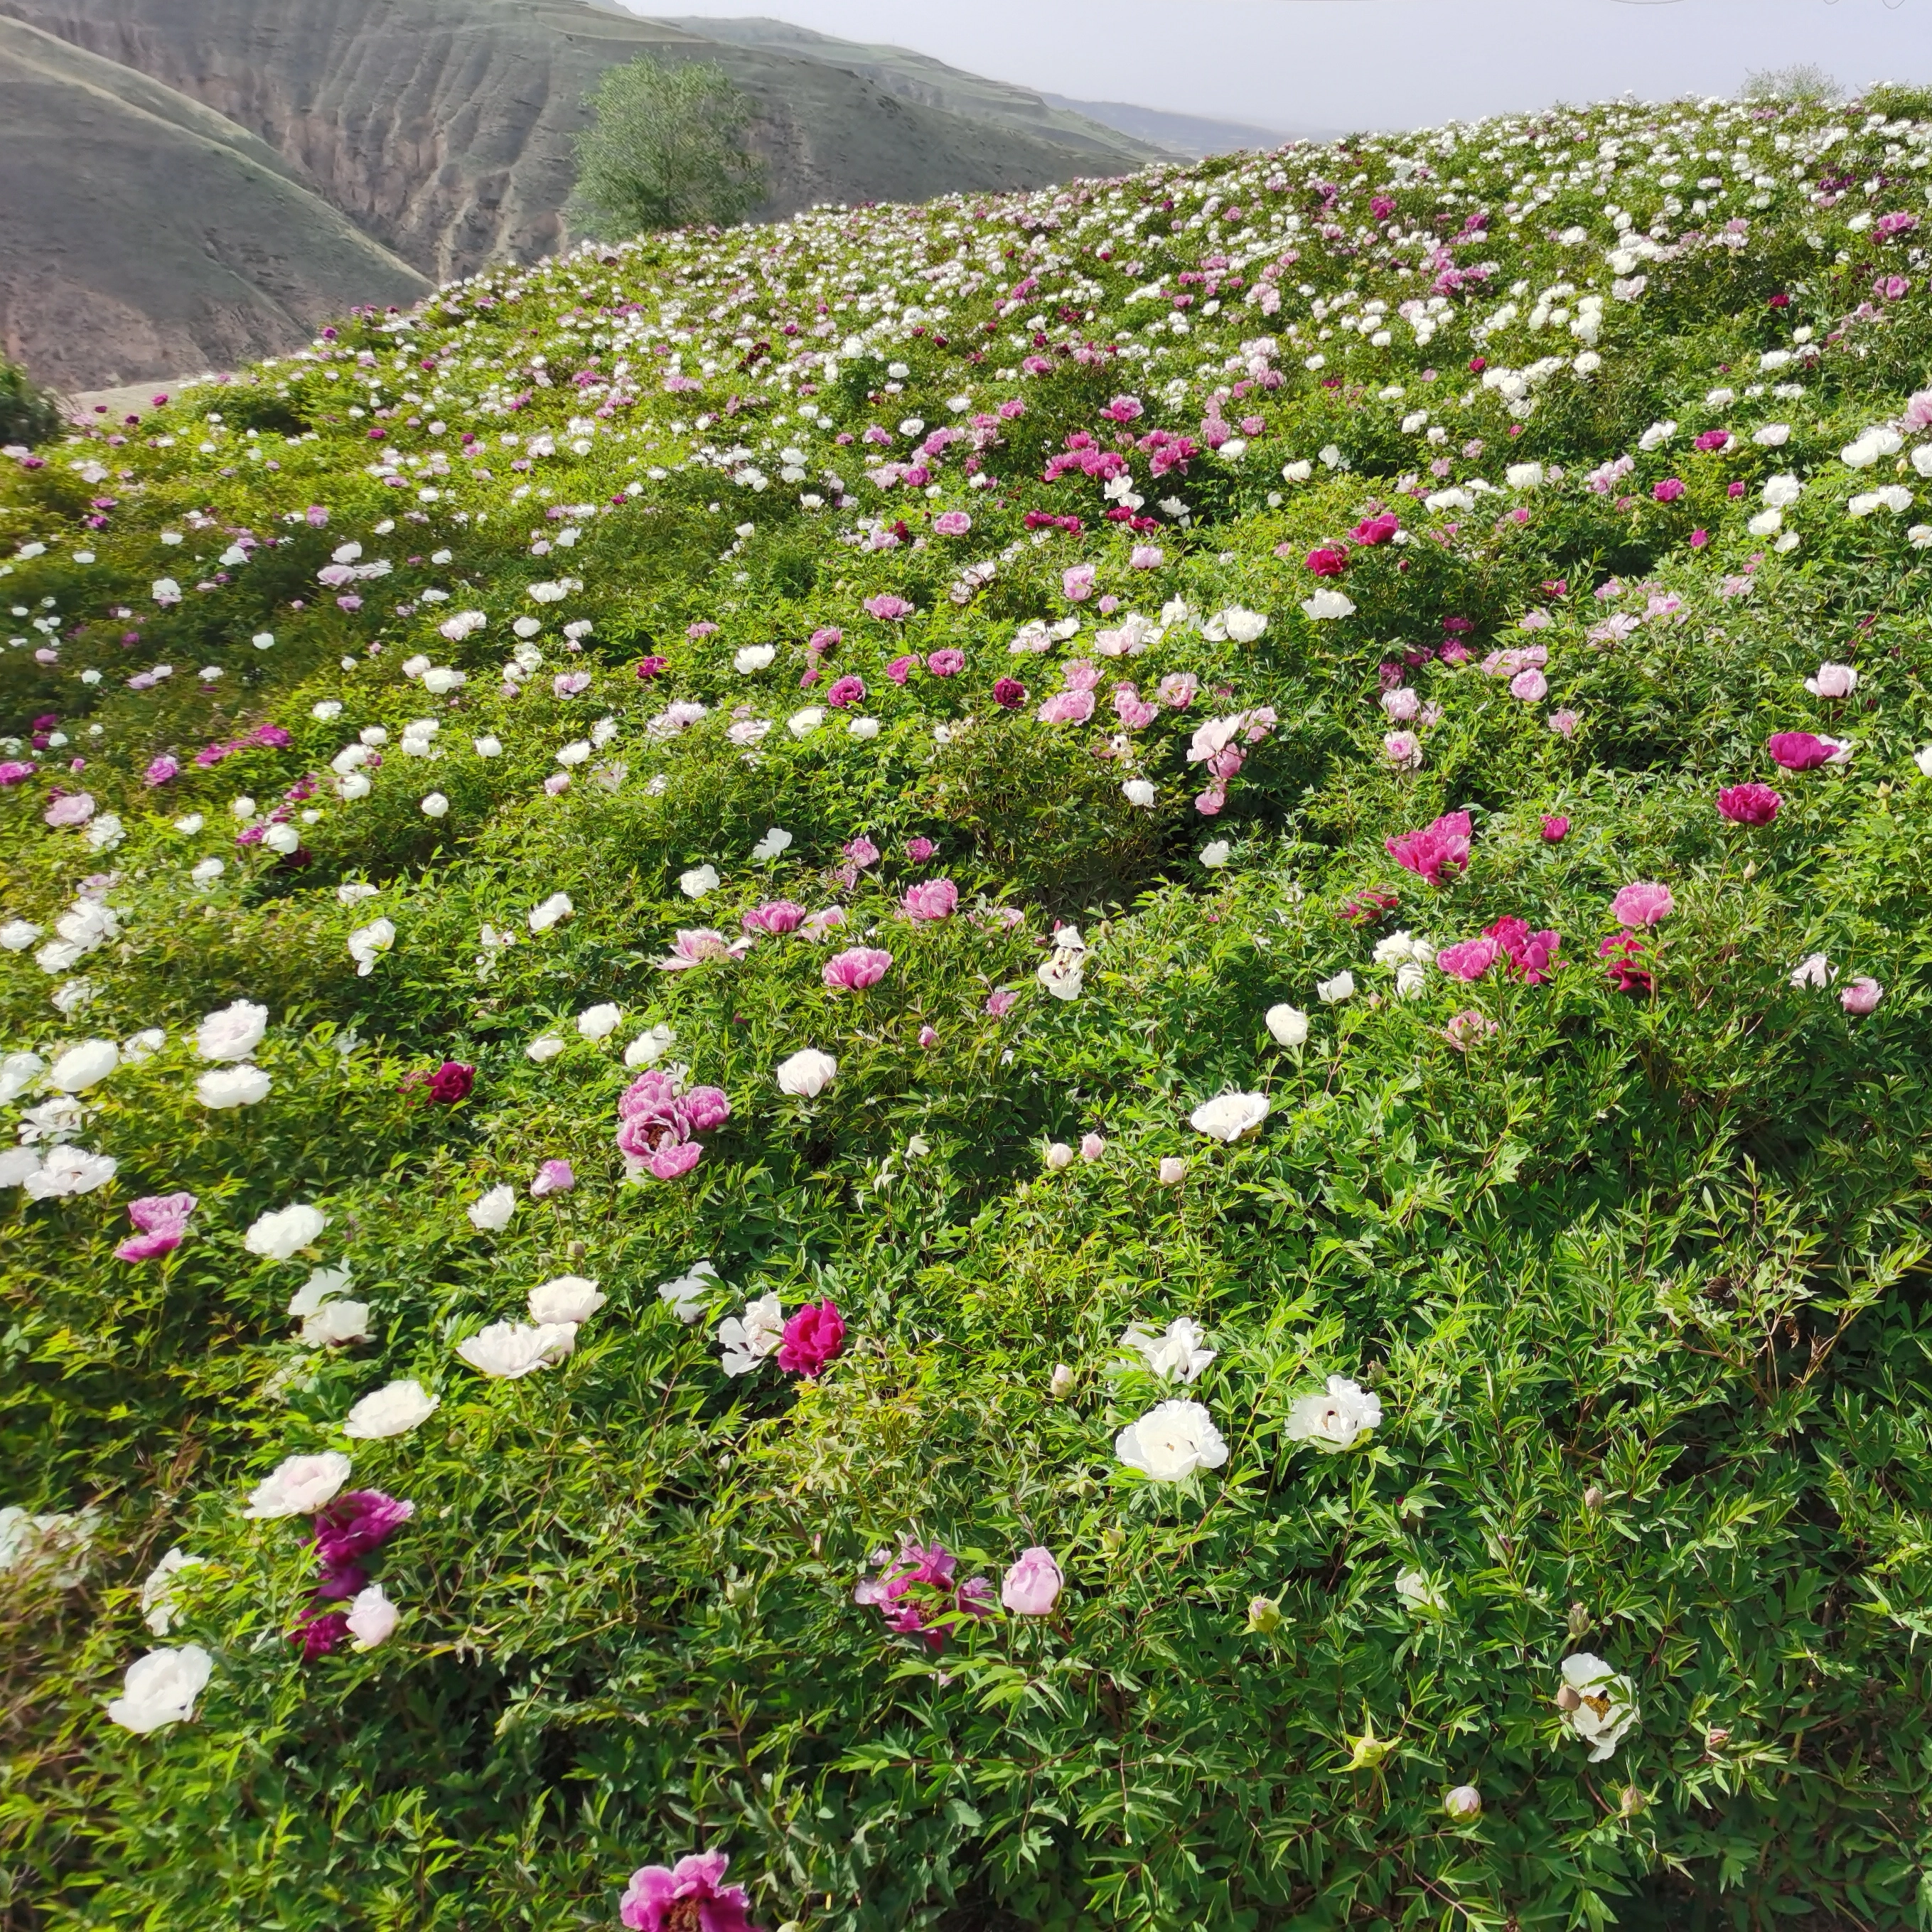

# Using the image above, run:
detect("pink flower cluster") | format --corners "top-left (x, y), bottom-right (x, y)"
top-left (1387, 810), bottom-right (1472, 886)
top-left (295, 1490), bottom-right (414, 1659)
top-left (1437, 916), bottom-right (1562, 984)
top-left (116, 1191), bottom-right (197, 1263)
top-left (616, 1071), bottom-right (731, 1181)
top-left (1185, 707), bottom-right (1277, 815)
top-left (619, 1852), bottom-right (758, 1932)
top-left (854, 1536), bottom-right (994, 1651)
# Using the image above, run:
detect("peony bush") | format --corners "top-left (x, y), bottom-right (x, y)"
top-left (7, 79), bottom-right (1932, 1930)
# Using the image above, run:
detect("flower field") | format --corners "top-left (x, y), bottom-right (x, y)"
top-left (7, 80), bottom-right (1932, 1931)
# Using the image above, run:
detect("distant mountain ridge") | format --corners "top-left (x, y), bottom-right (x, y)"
top-left (1036, 92), bottom-right (1318, 160)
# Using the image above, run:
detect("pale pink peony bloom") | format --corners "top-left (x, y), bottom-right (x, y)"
top-left (1044, 1142), bottom-right (1074, 1171)
top-left (822, 946), bottom-right (892, 991)
top-left (1129, 544), bottom-right (1164, 569)
top-left (901, 878), bottom-right (958, 921)
top-left (656, 928), bottom-right (749, 971)
top-left (1063, 564), bottom-right (1098, 602)
top-left (1510, 667), bottom-right (1549, 702)
top-left (1001, 1546), bottom-right (1064, 1616)
top-left (1036, 688), bottom-right (1096, 725)
top-left (1157, 1156), bottom-right (1187, 1186)
top-left (1547, 709), bottom-right (1580, 739)
top-left (1610, 881), bottom-right (1674, 928)
top-left (1079, 1132), bottom-right (1106, 1162)
top-left (1383, 731), bottom-right (1423, 770)
top-left (1382, 687), bottom-right (1420, 723)
top-left (530, 1159), bottom-right (575, 1198)
top-left (1805, 662), bottom-right (1859, 699)
top-left (1841, 977), bottom-right (1883, 1014)
top-left (44, 793), bottom-right (96, 828)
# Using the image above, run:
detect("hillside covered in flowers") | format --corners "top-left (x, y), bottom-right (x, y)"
top-left (6, 80), bottom-right (1932, 1932)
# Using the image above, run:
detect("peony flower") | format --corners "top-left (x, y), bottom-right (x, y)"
top-left (139, 1547), bottom-right (206, 1635)
top-left (1600, 931), bottom-right (1652, 995)
top-left (1316, 971), bottom-right (1356, 1003)
top-left (1766, 731), bottom-right (1837, 772)
top-left (1557, 1653), bottom-right (1638, 1761)
top-left (244, 1203), bottom-right (326, 1261)
top-left (822, 946), bottom-right (892, 991)
top-left (527, 892), bottom-right (573, 933)
top-left (777, 1299), bottom-right (845, 1375)
top-left (618, 1850), bottom-right (757, 1932)
top-left (348, 918), bottom-right (396, 975)
top-left (529, 1274), bottom-right (605, 1324)
top-left (244, 1450), bottom-right (353, 1519)
top-left (1444, 1785), bottom-right (1483, 1822)
top-left (20, 1146), bottom-right (117, 1198)
top-left (117, 1192), bottom-right (197, 1264)
top-left (679, 865), bottom-right (721, 899)
top-left (1002, 1546), bottom-right (1064, 1616)
top-left (424, 1061), bottom-right (473, 1105)
top-left (1079, 1132), bottom-right (1105, 1162)
top-left (47, 1039), bottom-right (118, 1092)
top-left (1121, 1316), bottom-right (1215, 1383)
top-left (343, 1379), bottom-right (439, 1439)
top-left (1189, 1091), bottom-right (1270, 1142)
top-left (1386, 810), bottom-right (1472, 886)
top-left (195, 1000), bottom-right (267, 1062)
top-left (106, 1645), bottom-right (213, 1733)
top-left (197, 1063), bottom-right (272, 1110)
top-left (1284, 1375), bottom-right (1382, 1452)
top-left (718, 1294), bottom-right (784, 1375)
top-left (1610, 881), bottom-right (1673, 928)
top-left (1265, 1004), bottom-right (1309, 1047)
top-left (346, 1583), bottom-right (399, 1650)
top-left (527, 1035), bottom-right (567, 1063)
top-left (1115, 1399), bottom-right (1230, 1481)
top-left (466, 1184), bottom-right (516, 1232)
top-left (1395, 1569), bottom-right (1447, 1614)
top-left (1156, 1156), bottom-right (1187, 1186)
top-left (1841, 977), bottom-right (1883, 1015)
top-left (1805, 662), bottom-right (1858, 699)
top-left (1790, 952), bottom-right (1835, 989)
top-left (1717, 783), bottom-right (1780, 825)
top-left (530, 1158), bottom-right (575, 1198)
top-left (303, 1298), bottom-right (370, 1346)
top-left (1044, 1142), bottom-right (1074, 1171)
top-left (901, 878), bottom-right (958, 922)
top-left (576, 1002), bottom-right (622, 1040)
top-left (656, 1260), bottom-right (720, 1324)
top-left (456, 1319), bottom-right (576, 1378)
top-left (776, 1048), bottom-right (837, 1098)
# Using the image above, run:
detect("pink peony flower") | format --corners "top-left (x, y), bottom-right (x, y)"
top-left (1599, 930), bottom-right (1652, 994)
top-left (992, 677), bottom-right (1026, 709)
top-left (530, 1159), bottom-right (576, 1198)
top-left (933, 510), bottom-right (972, 537)
top-left (1002, 1546), bottom-right (1065, 1616)
top-left (844, 837), bottom-right (880, 868)
top-left (1436, 936), bottom-right (1501, 981)
top-left (1509, 667), bottom-right (1548, 702)
top-left (825, 675), bottom-right (866, 709)
top-left (1841, 977), bottom-right (1883, 1015)
top-left (822, 946), bottom-right (892, 991)
top-left (1036, 688), bottom-right (1095, 726)
top-left (1717, 783), bottom-right (1781, 825)
top-left (1610, 881), bottom-right (1673, 928)
top-left (657, 929), bottom-right (746, 971)
top-left (741, 901), bottom-right (806, 935)
top-left (985, 987), bottom-right (1019, 1017)
top-left (1442, 1009), bottom-right (1498, 1051)
top-left (115, 1191), bottom-right (197, 1262)
top-left (1386, 810), bottom-right (1473, 886)
top-left (777, 1299), bottom-right (845, 1375)
top-left (44, 792), bottom-right (96, 828)
top-left (1541, 815), bottom-right (1569, 843)
top-left (925, 648), bottom-right (965, 678)
top-left (1652, 478), bottom-right (1685, 503)
top-left (1486, 916), bottom-right (1562, 984)
top-left (618, 1851), bottom-right (758, 1932)
top-left (885, 653), bottom-right (917, 685)
top-left (1766, 731), bottom-right (1836, 771)
top-left (854, 1536), bottom-right (994, 1650)
top-left (1063, 565), bottom-right (1098, 602)
top-left (1304, 545), bottom-right (1351, 578)
top-left (1547, 709), bottom-right (1580, 740)
top-left (863, 594), bottom-right (912, 621)
top-left (919, 1024), bottom-right (940, 1046)
top-left (144, 755), bottom-right (181, 786)
top-left (901, 878), bottom-right (958, 922)
top-left (1129, 544), bottom-right (1164, 569)
top-left (1158, 673), bottom-right (1198, 709)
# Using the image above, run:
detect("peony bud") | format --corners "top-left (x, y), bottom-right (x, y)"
top-left (1567, 1601), bottom-right (1592, 1639)
top-left (1618, 1784), bottom-right (1646, 1818)
top-left (1583, 1485), bottom-right (1606, 1510)
top-left (1044, 1141), bottom-right (1074, 1171)
top-left (1555, 1683), bottom-right (1582, 1712)
top-left (1048, 1363), bottom-right (1075, 1399)
top-left (1157, 1156), bottom-right (1187, 1186)
top-left (1245, 1594), bottom-right (1282, 1634)
top-left (1444, 1784), bottom-right (1482, 1822)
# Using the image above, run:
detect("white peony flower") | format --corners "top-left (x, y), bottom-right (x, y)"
top-left (46, 1039), bottom-right (118, 1092)
top-left (22, 1146), bottom-right (117, 1198)
top-left (1115, 1398), bottom-right (1230, 1481)
top-left (658, 1260), bottom-right (720, 1323)
top-left (1300, 588), bottom-right (1356, 621)
top-left (195, 1000), bottom-right (267, 1062)
top-left (576, 1002), bottom-right (621, 1041)
top-left (1188, 1091), bottom-right (1270, 1143)
top-left (0, 921), bottom-right (42, 953)
top-left (288, 1266), bottom-right (351, 1319)
top-left (679, 865), bottom-right (721, 899)
top-left (198, 1064), bottom-right (272, 1110)
top-left (1120, 1316), bottom-right (1216, 1383)
top-left (122, 1029), bottom-right (165, 1064)
top-left (0, 1051), bottom-right (45, 1102)
top-left (456, 1319), bottom-right (577, 1378)
top-left (1789, 952), bottom-right (1835, 990)
top-left (302, 1299), bottom-right (371, 1347)
top-left (1316, 971), bottom-right (1356, 1003)
top-left (527, 892), bottom-right (574, 933)
top-left (734, 644), bottom-right (776, 674)
top-left (1265, 1003), bottom-right (1309, 1047)
top-left (466, 1184), bottom-right (516, 1232)
top-left (244, 1203), bottom-right (326, 1261)
top-left (343, 1378), bottom-right (440, 1439)
top-left (346, 1582), bottom-right (400, 1649)
top-left (1284, 1375), bottom-right (1383, 1452)
top-left (718, 1294), bottom-right (784, 1375)
top-left (1198, 840), bottom-right (1231, 869)
top-left (243, 1450), bottom-right (352, 1519)
top-left (624, 1024), bottom-right (676, 1068)
top-left (776, 1048), bottom-right (837, 1097)
top-left (347, 918), bottom-right (396, 976)
top-left (139, 1548), bottom-right (206, 1635)
top-left (105, 1645), bottom-right (213, 1732)
top-left (1122, 778), bottom-right (1156, 808)
top-left (750, 826), bottom-right (793, 862)
top-left (1395, 1568), bottom-right (1447, 1615)
top-left (1558, 1653), bottom-right (1639, 1761)
top-left (526, 1034), bottom-right (566, 1063)
top-left (528, 1274), bottom-right (605, 1324)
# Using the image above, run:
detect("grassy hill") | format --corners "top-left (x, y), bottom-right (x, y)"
top-left (0, 14), bottom-right (428, 391)
top-left (5, 79), bottom-right (1932, 1932)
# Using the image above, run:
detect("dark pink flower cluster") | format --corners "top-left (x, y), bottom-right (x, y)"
top-left (777, 1300), bottom-right (845, 1375)
top-left (854, 1537), bottom-right (994, 1651)
top-left (1437, 917), bottom-right (1561, 984)
top-left (294, 1491), bottom-right (414, 1659)
top-left (1600, 931), bottom-right (1653, 995)
top-left (115, 1191), bottom-right (197, 1263)
top-left (619, 1852), bottom-right (758, 1932)
top-left (1717, 783), bottom-right (1781, 825)
top-left (195, 722), bottom-right (293, 770)
top-left (1386, 810), bottom-right (1472, 886)
top-left (616, 1070), bottom-right (731, 1181)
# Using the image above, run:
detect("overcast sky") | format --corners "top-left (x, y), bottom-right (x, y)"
top-left (633, 0), bottom-right (1929, 134)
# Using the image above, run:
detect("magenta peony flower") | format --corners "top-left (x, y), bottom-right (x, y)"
top-left (776, 1299), bottom-right (844, 1375)
top-left (843, 836), bottom-right (879, 868)
top-left (115, 1191), bottom-right (197, 1262)
top-left (992, 677), bottom-right (1026, 709)
top-left (901, 878), bottom-right (958, 922)
top-left (854, 1536), bottom-right (994, 1650)
top-left (1766, 731), bottom-right (1835, 771)
top-left (1541, 815), bottom-right (1569, 843)
top-left (1001, 1546), bottom-right (1065, 1616)
top-left (1717, 783), bottom-right (1781, 825)
top-left (144, 755), bottom-right (181, 786)
top-left (619, 1850), bottom-right (759, 1932)
top-left (425, 1061), bottom-right (475, 1105)
top-left (822, 946), bottom-right (892, 991)
top-left (825, 675), bottom-right (866, 709)
top-left (1304, 544), bottom-right (1350, 578)
top-left (1841, 977), bottom-right (1883, 1015)
top-left (925, 648), bottom-right (965, 677)
top-left (1386, 810), bottom-right (1473, 886)
top-left (906, 836), bottom-right (936, 863)
top-left (1436, 936), bottom-right (1501, 982)
top-left (0, 760), bottom-right (37, 786)
top-left (1486, 916), bottom-right (1562, 983)
top-left (1652, 478), bottom-right (1685, 503)
top-left (1600, 930), bottom-right (1652, 994)
top-left (311, 1491), bottom-right (414, 1568)
top-left (1610, 881), bottom-right (1673, 928)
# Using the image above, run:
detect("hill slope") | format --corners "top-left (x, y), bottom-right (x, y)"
top-left (1037, 90), bottom-right (1312, 159)
top-left (6, 81), bottom-right (1932, 1932)
top-left (0, 14), bottom-right (428, 390)
top-left (0, 0), bottom-right (1162, 290)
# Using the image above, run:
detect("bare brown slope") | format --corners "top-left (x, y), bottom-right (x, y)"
top-left (0, 14), bottom-right (429, 389)
top-left (0, 0), bottom-right (1158, 286)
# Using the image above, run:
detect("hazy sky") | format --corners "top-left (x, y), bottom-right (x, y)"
top-left (634, 0), bottom-right (1930, 134)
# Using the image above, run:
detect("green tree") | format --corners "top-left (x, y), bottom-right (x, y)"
top-left (569, 55), bottom-right (766, 238)
top-left (1742, 63), bottom-right (1840, 103)
top-left (0, 358), bottom-right (60, 447)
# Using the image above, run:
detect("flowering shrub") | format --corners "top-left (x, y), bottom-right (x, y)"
top-left (6, 79), bottom-right (1932, 1932)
